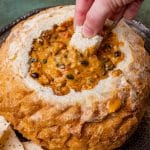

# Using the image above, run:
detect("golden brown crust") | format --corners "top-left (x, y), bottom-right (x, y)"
top-left (0, 5), bottom-right (149, 150)
top-left (0, 74), bottom-right (144, 150)
top-left (0, 70), bottom-right (143, 149)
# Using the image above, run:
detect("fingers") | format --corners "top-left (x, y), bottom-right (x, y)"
top-left (76, 0), bottom-right (143, 37)
top-left (124, 0), bottom-right (144, 19)
top-left (74, 0), bottom-right (94, 26)
top-left (82, 0), bottom-right (110, 37)
top-left (109, 7), bottom-right (123, 20)
top-left (109, 0), bottom-right (143, 21)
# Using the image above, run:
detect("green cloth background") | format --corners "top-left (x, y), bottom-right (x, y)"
top-left (0, 0), bottom-right (150, 29)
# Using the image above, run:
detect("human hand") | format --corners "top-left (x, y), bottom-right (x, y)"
top-left (74, 0), bottom-right (144, 37)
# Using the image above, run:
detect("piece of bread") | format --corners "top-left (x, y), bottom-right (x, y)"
top-left (0, 116), bottom-right (24, 150)
top-left (23, 141), bottom-right (43, 150)
top-left (0, 116), bottom-right (10, 146)
top-left (0, 5), bottom-right (149, 150)
top-left (0, 116), bottom-right (10, 140)
top-left (70, 26), bottom-right (103, 53)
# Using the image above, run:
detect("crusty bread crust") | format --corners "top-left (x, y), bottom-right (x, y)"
top-left (0, 5), bottom-right (149, 150)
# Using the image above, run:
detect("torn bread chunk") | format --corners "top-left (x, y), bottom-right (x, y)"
top-left (0, 128), bottom-right (24, 150)
top-left (0, 116), bottom-right (24, 150)
top-left (0, 116), bottom-right (10, 140)
top-left (70, 26), bottom-right (103, 53)
top-left (23, 142), bottom-right (43, 150)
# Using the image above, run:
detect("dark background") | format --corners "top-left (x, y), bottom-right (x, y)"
top-left (0, 0), bottom-right (150, 29)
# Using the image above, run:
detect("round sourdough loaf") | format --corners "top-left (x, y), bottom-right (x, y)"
top-left (0, 5), bottom-right (150, 150)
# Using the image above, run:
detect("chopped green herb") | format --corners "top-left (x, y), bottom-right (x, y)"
top-left (104, 44), bottom-right (112, 49)
top-left (102, 57), bottom-right (109, 63)
top-left (80, 60), bottom-right (89, 66)
top-left (28, 58), bottom-right (38, 64)
top-left (66, 74), bottom-right (74, 80)
top-left (105, 62), bottom-right (115, 71)
top-left (56, 63), bottom-right (65, 69)
top-left (42, 59), bottom-right (47, 64)
top-left (88, 78), bottom-right (94, 83)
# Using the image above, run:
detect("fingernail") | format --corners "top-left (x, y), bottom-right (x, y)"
top-left (82, 26), bottom-right (95, 38)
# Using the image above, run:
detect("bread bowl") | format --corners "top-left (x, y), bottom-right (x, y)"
top-left (0, 5), bottom-right (149, 150)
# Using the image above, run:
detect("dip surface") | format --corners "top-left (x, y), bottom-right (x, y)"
top-left (29, 19), bottom-right (124, 95)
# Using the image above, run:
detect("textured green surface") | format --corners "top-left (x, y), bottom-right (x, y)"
top-left (0, 0), bottom-right (74, 29)
top-left (0, 0), bottom-right (149, 29)
top-left (137, 0), bottom-right (150, 28)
